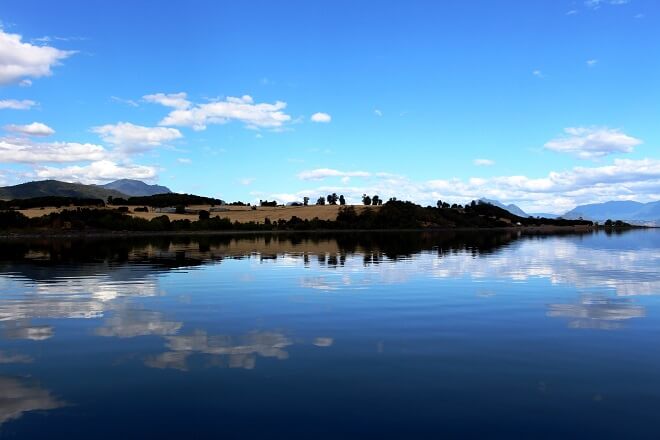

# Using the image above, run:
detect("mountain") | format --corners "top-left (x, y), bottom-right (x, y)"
top-left (479, 198), bottom-right (529, 217)
top-left (102, 179), bottom-right (171, 197)
top-left (528, 212), bottom-right (559, 219)
top-left (563, 200), bottom-right (660, 223)
top-left (0, 180), bottom-right (126, 200)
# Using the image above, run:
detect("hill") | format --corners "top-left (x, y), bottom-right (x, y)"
top-left (563, 200), bottom-right (660, 223)
top-left (0, 180), bottom-right (125, 201)
top-left (102, 179), bottom-right (171, 197)
top-left (479, 198), bottom-right (529, 217)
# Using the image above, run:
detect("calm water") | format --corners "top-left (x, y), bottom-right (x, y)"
top-left (0, 230), bottom-right (659, 438)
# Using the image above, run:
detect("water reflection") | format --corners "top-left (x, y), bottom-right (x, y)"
top-left (146, 330), bottom-right (292, 371)
top-left (0, 377), bottom-right (64, 426)
top-left (0, 230), bottom-right (658, 434)
top-left (547, 294), bottom-right (646, 329)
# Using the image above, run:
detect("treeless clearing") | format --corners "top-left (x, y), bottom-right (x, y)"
top-left (17, 204), bottom-right (379, 223)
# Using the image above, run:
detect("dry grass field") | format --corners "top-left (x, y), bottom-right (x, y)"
top-left (17, 204), bottom-right (379, 223)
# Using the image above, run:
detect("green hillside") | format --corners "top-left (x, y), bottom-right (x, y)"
top-left (0, 180), bottom-right (126, 200)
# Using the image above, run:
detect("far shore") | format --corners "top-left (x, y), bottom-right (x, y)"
top-left (0, 224), bottom-right (638, 240)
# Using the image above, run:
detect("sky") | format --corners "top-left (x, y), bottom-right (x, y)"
top-left (0, 0), bottom-right (658, 214)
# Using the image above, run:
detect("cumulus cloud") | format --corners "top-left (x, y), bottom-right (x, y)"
top-left (157, 95), bottom-right (291, 131)
top-left (587, 59), bottom-right (598, 67)
top-left (0, 29), bottom-right (75, 85)
top-left (281, 158), bottom-right (660, 213)
top-left (310, 112), bottom-right (331, 123)
top-left (35, 160), bottom-right (157, 183)
top-left (544, 127), bottom-right (641, 159)
top-left (4, 122), bottom-right (54, 136)
top-left (92, 122), bottom-right (182, 152)
top-left (0, 99), bottom-right (37, 110)
top-left (298, 168), bottom-right (371, 181)
top-left (474, 158), bottom-right (494, 166)
top-left (0, 137), bottom-right (106, 163)
top-left (143, 92), bottom-right (190, 109)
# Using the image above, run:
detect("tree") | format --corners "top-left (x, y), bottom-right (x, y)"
top-left (339, 195), bottom-right (346, 205)
top-left (362, 194), bottom-right (371, 206)
top-left (198, 210), bottom-right (210, 220)
top-left (303, 196), bottom-right (310, 206)
top-left (436, 200), bottom-right (442, 209)
top-left (175, 205), bottom-right (186, 214)
top-left (327, 193), bottom-right (339, 205)
top-left (316, 196), bottom-right (326, 205)
top-left (372, 195), bottom-right (381, 206)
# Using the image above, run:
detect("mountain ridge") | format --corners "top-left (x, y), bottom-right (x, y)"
top-left (102, 179), bottom-right (171, 197)
top-left (0, 179), bottom-right (172, 200)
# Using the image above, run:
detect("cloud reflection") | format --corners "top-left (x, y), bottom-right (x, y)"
top-left (0, 377), bottom-right (64, 426)
top-left (146, 330), bottom-right (292, 371)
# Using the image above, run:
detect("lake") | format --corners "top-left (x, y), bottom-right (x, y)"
top-left (0, 229), bottom-right (659, 438)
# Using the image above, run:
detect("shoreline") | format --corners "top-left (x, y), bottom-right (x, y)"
top-left (0, 224), bottom-right (646, 240)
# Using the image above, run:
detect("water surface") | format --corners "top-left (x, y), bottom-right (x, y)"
top-left (1, 230), bottom-right (659, 438)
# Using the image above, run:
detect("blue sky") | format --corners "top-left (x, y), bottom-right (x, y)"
top-left (0, 0), bottom-right (658, 213)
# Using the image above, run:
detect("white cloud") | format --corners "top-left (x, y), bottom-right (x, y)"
top-left (35, 160), bottom-right (157, 183)
top-left (18, 79), bottom-right (31, 87)
top-left (0, 137), bottom-right (106, 163)
top-left (474, 158), bottom-right (495, 166)
top-left (310, 112), bottom-right (331, 123)
top-left (157, 95), bottom-right (291, 131)
top-left (587, 59), bottom-right (598, 67)
top-left (143, 92), bottom-right (190, 109)
top-left (297, 168), bottom-right (371, 181)
top-left (532, 69), bottom-right (545, 78)
top-left (92, 122), bottom-right (182, 152)
top-left (280, 158), bottom-right (660, 214)
top-left (0, 99), bottom-right (37, 110)
top-left (176, 157), bottom-right (192, 164)
top-left (239, 177), bottom-right (255, 185)
top-left (544, 127), bottom-right (641, 159)
top-left (566, 9), bottom-right (579, 15)
top-left (4, 122), bottom-right (54, 136)
top-left (374, 109), bottom-right (383, 117)
top-left (585, 0), bottom-right (629, 8)
top-left (110, 96), bottom-right (139, 107)
top-left (0, 29), bottom-right (74, 85)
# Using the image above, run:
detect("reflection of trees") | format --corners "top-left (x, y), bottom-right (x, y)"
top-left (0, 231), bottom-right (529, 274)
top-left (0, 376), bottom-right (64, 426)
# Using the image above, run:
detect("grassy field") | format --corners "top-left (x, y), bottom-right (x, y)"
top-left (17, 204), bottom-right (378, 223)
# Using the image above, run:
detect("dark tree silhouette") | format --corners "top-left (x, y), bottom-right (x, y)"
top-left (316, 196), bottom-right (326, 205)
top-left (303, 196), bottom-right (309, 206)
top-left (362, 194), bottom-right (371, 206)
top-left (198, 210), bottom-right (210, 220)
top-left (339, 195), bottom-right (346, 205)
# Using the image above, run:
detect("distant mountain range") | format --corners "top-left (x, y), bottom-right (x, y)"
top-left (481, 198), bottom-right (660, 225)
top-left (0, 179), bottom-right (172, 200)
top-left (563, 201), bottom-right (660, 224)
top-left (101, 179), bottom-right (171, 197)
top-left (479, 198), bottom-right (528, 217)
